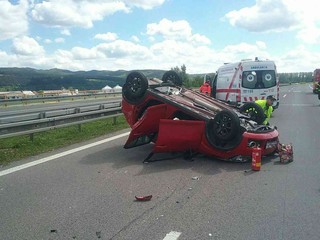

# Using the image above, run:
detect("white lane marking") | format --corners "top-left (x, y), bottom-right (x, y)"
top-left (283, 94), bottom-right (287, 98)
top-left (293, 90), bottom-right (301, 93)
top-left (0, 132), bottom-right (130, 177)
top-left (163, 231), bottom-right (182, 240)
top-left (309, 84), bottom-right (313, 89)
top-left (281, 103), bottom-right (314, 106)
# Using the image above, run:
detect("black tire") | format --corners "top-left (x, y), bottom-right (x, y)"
top-left (162, 70), bottom-right (182, 86)
top-left (239, 102), bottom-right (266, 125)
top-left (122, 71), bottom-right (148, 105)
top-left (318, 93), bottom-right (320, 100)
top-left (207, 110), bottom-right (240, 142)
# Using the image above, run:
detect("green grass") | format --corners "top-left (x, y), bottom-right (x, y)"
top-left (0, 116), bottom-right (129, 166)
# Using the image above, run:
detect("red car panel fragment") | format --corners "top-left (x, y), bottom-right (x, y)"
top-left (154, 119), bottom-right (205, 153)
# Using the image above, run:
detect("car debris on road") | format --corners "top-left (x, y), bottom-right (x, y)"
top-left (278, 143), bottom-right (294, 163)
top-left (135, 195), bottom-right (153, 201)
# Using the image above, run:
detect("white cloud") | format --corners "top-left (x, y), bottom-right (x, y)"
top-left (0, 0), bottom-right (29, 40)
top-left (131, 35), bottom-right (140, 43)
top-left (55, 37), bottom-right (65, 43)
top-left (71, 47), bottom-right (99, 60)
top-left (147, 18), bottom-right (192, 39)
top-left (31, 0), bottom-right (129, 28)
top-left (53, 49), bottom-right (84, 69)
top-left (123, 0), bottom-right (165, 10)
top-left (44, 38), bottom-right (65, 44)
top-left (95, 40), bottom-right (151, 59)
top-left (224, 0), bottom-right (320, 44)
top-left (189, 34), bottom-right (211, 45)
top-left (61, 29), bottom-right (71, 36)
top-left (44, 39), bottom-right (52, 44)
top-left (0, 14), bottom-right (317, 74)
top-left (94, 32), bottom-right (118, 41)
top-left (149, 40), bottom-right (216, 71)
top-left (11, 36), bottom-right (45, 56)
top-left (296, 24), bottom-right (320, 44)
top-left (0, 50), bottom-right (11, 66)
top-left (29, 0), bottom-right (167, 29)
top-left (148, 36), bottom-right (156, 42)
top-left (218, 42), bottom-right (271, 64)
top-left (147, 18), bottom-right (211, 46)
top-left (224, 0), bottom-right (299, 32)
top-left (276, 45), bottom-right (320, 72)
top-left (1, 37), bottom-right (318, 73)
top-left (256, 41), bottom-right (267, 49)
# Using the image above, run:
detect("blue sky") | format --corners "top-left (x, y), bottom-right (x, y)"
top-left (0, 0), bottom-right (319, 73)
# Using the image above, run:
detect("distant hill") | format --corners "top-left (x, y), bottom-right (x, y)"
top-left (0, 68), bottom-right (167, 91)
top-left (0, 67), bottom-right (311, 92)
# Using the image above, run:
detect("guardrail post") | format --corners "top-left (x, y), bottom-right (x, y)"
top-left (113, 116), bottom-right (117, 125)
top-left (29, 133), bottom-right (34, 142)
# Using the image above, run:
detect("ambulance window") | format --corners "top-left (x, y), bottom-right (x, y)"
top-left (262, 70), bottom-right (276, 88)
top-left (242, 71), bottom-right (257, 89)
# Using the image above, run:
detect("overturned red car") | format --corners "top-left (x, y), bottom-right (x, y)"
top-left (122, 71), bottom-right (279, 162)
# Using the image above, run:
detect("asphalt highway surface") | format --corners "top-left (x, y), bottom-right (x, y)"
top-left (0, 84), bottom-right (319, 240)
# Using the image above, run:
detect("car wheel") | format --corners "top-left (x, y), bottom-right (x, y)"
top-left (208, 110), bottom-right (240, 142)
top-left (162, 70), bottom-right (182, 86)
top-left (122, 71), bottom-right (149, 105)
top-left (239, 102), bottom-right (265, 125)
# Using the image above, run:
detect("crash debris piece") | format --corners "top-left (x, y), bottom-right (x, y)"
top-left (278, 143), bottom-right (293, 163)
top-left (135, 195), bottom-right (153, 201)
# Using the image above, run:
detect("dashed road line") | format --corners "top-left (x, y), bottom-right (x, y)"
top-left (281, 103), bottom-right (315, 106)
top-left (0, 132), bottom-right (130, 177)
top-left (283, 94), bottom-right (287, 98)
top-left (163, 231), bottom-right (182, 240)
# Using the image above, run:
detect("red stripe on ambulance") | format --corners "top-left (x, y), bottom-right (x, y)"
top-left (225, 63), bottom-right (242, 101)
top-left (216, 89), bottom-right (240, 93)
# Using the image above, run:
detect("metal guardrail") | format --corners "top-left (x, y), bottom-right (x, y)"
top-left (0, 100), bottom-right (123, 139)
top-left (0, 92), bottom-right (122, 105)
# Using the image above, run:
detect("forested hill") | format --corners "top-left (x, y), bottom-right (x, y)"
top-left (0, 68), bottom-right (166, 91)
top-left (0, 67), bottom-right (314, 91)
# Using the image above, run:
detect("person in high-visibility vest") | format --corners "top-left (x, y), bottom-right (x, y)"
top-left (255, 95), bottom-right (276, 125)
top-left (316, 82), bottom-right (320, 100)
top-left (199, 81), bottom-right (211, 95)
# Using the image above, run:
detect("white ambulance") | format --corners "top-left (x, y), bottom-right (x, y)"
top-left (212, 58), bottom-right (279, 109)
